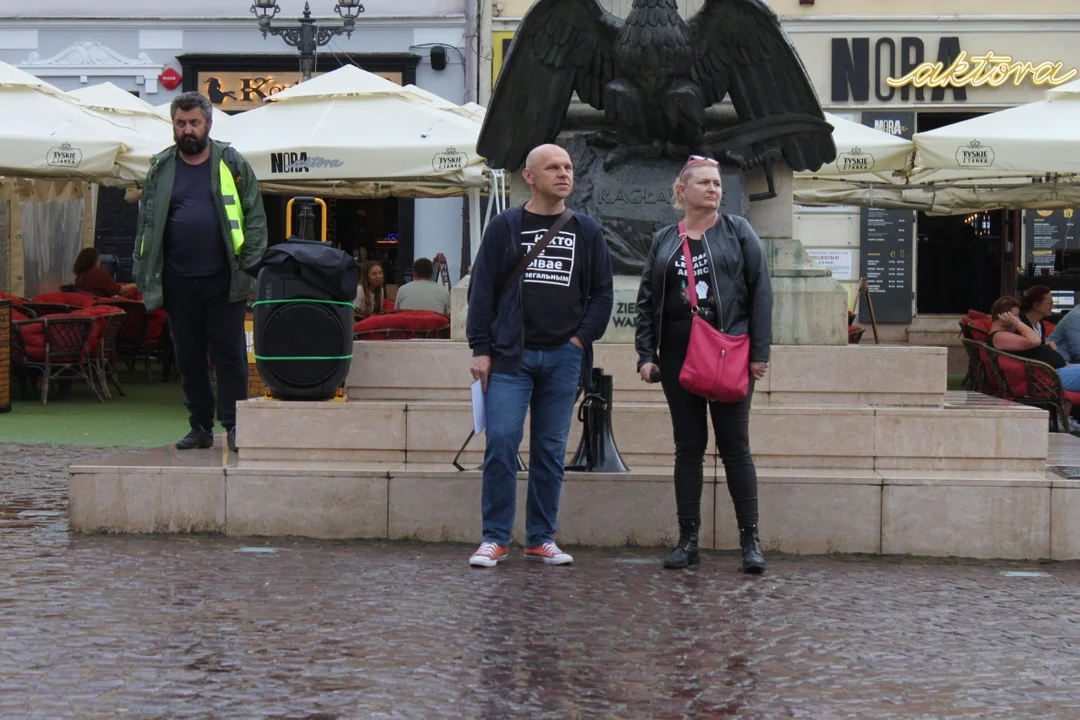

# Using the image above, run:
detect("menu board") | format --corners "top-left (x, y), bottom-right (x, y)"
top-left (1027, 209), bottom-right (1080, 273)
top-left (860, 209), bottom-right (913, 323)
top-left (858, 112), bottom-right (915, 324)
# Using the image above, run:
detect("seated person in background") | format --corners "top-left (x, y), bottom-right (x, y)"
top-left (1048, 301), bottom-right (1080, 362)
top-left (73, 247), bottom-right (137, 298)
top-left (1019, 284), bottom-right (1057, 351)
top-left (988, 295), bottom-right (1080, 390)
top-left (395, 257), bottom-right (451, 315)
top-left (355, 260), bottom-right (386, 318)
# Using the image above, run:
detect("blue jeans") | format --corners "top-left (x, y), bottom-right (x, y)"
top-left (482, 341), bottom-right (583, 547)
top-left (1060, 364), bottom-right (1080, 392)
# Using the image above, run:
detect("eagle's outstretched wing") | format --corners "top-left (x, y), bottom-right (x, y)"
top-left (689, 0), bottom-right (836, 171)
top-left (477, 0), bottom-right (621, 171)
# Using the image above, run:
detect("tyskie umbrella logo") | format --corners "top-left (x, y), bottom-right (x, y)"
top-left (46, 143), bottom-right (83, 168)
top-left (835, 146), bottom-right (875, 174)
top-left (955, 139), bottom-right (995, 168)
top-left (432, 147), bottom-right (469, 173)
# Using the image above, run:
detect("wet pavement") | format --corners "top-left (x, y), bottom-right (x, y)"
top-left (3, 444), bottom-right (1080, 719)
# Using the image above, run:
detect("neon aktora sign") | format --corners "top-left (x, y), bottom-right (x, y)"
top-left (887, 51), bottom-right (1078, 90)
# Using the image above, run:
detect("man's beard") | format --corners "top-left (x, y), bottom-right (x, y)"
top-left (176, 132), bottom-right (209, 156)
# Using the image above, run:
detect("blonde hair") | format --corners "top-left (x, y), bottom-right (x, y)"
top-left (671, 164), bottom-right (720, 212)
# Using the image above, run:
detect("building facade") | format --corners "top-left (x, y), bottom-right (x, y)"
top-left (494, 0), bottom-right (1080, 340)
top-left (0, 0), bottom-right (471, 285)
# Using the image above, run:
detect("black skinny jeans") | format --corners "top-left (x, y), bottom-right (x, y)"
top-left (658, 319), bottom-right (759, 527)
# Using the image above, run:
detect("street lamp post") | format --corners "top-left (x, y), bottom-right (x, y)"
top-left (250, 0), bottom-right (366, 82)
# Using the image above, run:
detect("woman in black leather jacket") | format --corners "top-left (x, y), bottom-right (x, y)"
top-left (634, 156), bottom-right (773, 573)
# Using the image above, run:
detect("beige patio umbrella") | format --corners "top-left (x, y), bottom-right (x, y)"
top-left (913, 80), bottom-right (1080, 174)
top-left (0, 62), bottom-right (133, 180)
top-left (226, 65), bottom-right (489, 197)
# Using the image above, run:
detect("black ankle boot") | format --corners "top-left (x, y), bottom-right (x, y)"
top-left (739, 525), bottom-right (765, 574)
top-left (663, 518), bottom-right (701, 569)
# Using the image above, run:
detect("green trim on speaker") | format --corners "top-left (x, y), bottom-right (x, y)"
top-left (254, 354), bottom-right (354, 361)
top-left (251, 299), bottom-right (356, 307)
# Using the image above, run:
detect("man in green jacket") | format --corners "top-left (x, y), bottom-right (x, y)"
top-left (133, 91), bottom-right (268, 453)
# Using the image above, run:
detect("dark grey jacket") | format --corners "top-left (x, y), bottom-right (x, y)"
top-left (635, 214), bottom-right (772, 369)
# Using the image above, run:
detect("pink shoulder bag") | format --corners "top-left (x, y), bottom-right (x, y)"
top-left (676, 221), bottom-right (751, 403)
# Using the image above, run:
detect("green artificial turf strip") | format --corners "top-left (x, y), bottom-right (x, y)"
top-left (1, 374), bottom-right (193, 446)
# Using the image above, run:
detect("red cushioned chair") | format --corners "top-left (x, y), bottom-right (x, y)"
top-left (353, 310), bottom-right (451, 340)
top-left (32, 291), bottom-right (96, 308)
top-left (981, 342), bottom-right (1078, 432)
top-left (12, 314), bottom-right (98, 405)
top-left (72, 305), bottom-right (127, 399)
top-left (0, 291), bottom-right (27, 305)
top-left (100, 299), bottom-right (172, 382)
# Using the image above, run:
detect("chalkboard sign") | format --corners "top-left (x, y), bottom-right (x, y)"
top-left (860, 209), bottom-right (913, 323)
top-left (1026, 209), bottom-right (1080, 273)
top-left (859, 111), bottom-right (914, 324)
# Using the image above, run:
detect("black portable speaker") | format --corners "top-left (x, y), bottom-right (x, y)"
top-left (254, 239), bottom-right (359, 400)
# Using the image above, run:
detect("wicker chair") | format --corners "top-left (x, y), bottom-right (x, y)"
top-left (19, 302), bottom-right (78, 317)
top-left (981, 342), bottom-right (1075, 432)
top-left (106, 299), bottom-right (172, 382)
top-left (12, 316), bottom-right (98, 405)
top-left (89, 312), bottom-right (128, 400)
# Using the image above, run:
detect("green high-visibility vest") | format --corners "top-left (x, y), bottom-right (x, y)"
top-left (218, 159), bottom-right (245, 256)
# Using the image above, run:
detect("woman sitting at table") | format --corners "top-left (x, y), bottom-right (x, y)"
top-left (355, 260), bottom-right (386, 318)
top-left (73, 248), bottom-right (137, 298)
top-left (987, 295), bottom-right (1080, 389)
top-left (1019, 284), bottom-right (1057, 351)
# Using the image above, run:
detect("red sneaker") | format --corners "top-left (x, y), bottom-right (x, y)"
top-left (469, 542), bottom-right (509, 568)
top-left (524, 542), bottom-right (573, 565)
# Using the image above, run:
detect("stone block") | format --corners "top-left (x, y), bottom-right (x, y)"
top-left (553, 469), bottom-right (715, 549)
top-left (714, 469), bottom-right (881, 554)
top-left (347, 341), bottom-right (472, 400)
top-left (750, 405), bottom-right (873, 464)
top-left (226, 466), bottom-right (389, 539)
top-left (69, 469), bottom-right (225, 534)
top-left (768, 345), bottom-right (947, 397)
top-left (882, 475), bottom-right (1051, 560)
top-left (874, 407), bottom-right (1048, 461)
top-left (771, 275), bottom-right (848, 346)
top-left (235, 398), bottom-right (407, 462)
top-left (388, 466), bottom-right (527, 544)
top-left (1051, 486), bottom-right (1080, 561)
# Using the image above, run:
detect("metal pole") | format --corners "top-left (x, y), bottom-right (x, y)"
top-left (478, 0), bottom-right (493, 106)
top-left (299, 6), bottom-right (317, 81)
top-left (464, 0), bottom-right (478, 104)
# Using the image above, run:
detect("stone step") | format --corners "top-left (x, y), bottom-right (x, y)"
top-left (235, 392), bottom-right (1049, 472)
top-left (67, 450), bottom-right (1069, 560)
top-left (347, 341), bottom-right (948, 406)
top-left (907, 315), bottom-right (965, 332)
top-left (907, 330), bottom-right (962, 347)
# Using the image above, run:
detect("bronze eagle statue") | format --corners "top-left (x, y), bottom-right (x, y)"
top-left (478, 0), bottom-right (836, 173)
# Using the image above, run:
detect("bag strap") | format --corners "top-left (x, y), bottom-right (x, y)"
top-left (677, 220), bottom-right (699, 312)
top-left (497, 207), bottom-right (575, 303)
top-left (678, 217), bottom-right (754, 331)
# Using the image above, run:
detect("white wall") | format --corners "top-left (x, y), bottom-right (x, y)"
top-left (414, 198), bottom-right (464, 283)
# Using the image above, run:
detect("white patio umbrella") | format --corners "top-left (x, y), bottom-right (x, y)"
top-left (225, 65), bottom-right (489, 198)
top-left (0, 62), bottom-right (133, 180)
top-left (810, 113), bottom-right (914, 176)
top-left (69, 82), bottom-right (176, 184)
top-left (913, 81), bottom-right (1080, 174)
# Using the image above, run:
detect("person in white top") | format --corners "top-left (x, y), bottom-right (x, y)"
top-left (394, 257), bottom-right (451, 315)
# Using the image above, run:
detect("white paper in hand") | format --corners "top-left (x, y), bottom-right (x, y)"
top-left (470, 379), bottom-right (486, 435)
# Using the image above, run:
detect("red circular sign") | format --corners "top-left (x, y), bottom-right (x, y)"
top-left (159, 67), bottom-right (182, 91)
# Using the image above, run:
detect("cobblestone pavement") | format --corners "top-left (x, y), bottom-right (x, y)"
top-left (4, 445), bottom-right (1080, 719)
